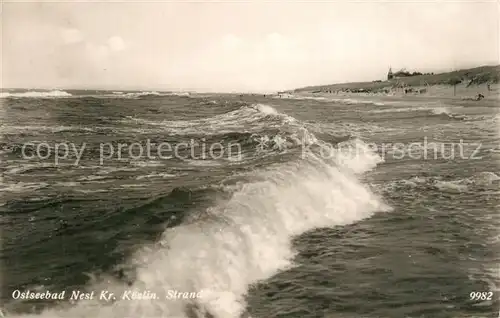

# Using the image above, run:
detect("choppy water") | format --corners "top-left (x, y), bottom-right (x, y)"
top-left (1, 90), bottom-right (499, 318)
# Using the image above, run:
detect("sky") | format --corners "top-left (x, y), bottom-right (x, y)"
top-left (1, 1), bottom-right (499, 92)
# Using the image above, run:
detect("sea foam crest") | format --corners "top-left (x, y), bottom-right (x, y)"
top-left (12, 104), bottom-right (388, 318)
top-left (111, 91), bottom-right (190, 98)
top-left (120, 91), bottom-right (161, 98)
top-left (0, 90), bottom-right (72, 98)
top-left (123, 103), bottom-right (295, 136)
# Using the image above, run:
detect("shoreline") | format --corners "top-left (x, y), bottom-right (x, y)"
top-left (290, 65), bottom-right (499, 103)
top-left (291, 83), bottom-right (499, 104)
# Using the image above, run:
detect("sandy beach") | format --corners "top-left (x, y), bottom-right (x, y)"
top-left (292, 82), bottom-right (500, 105)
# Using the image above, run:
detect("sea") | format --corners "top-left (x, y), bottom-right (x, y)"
top-left (1, 89), bottom-right (499, 318)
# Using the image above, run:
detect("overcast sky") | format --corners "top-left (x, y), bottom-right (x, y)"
top-left (2, 1), bottom-right (499, 92)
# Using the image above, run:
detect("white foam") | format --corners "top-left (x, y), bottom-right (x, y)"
top-left (77, 175), bottom-right (108, 181)
top-left (136, 173), bottom-right (177, 180)
top-left (0, 90), bottom-right (72, 98)
top-left (55, 182), bottom-right (79, 187)
top-left (93, 166), bottom-right (139, 174)
top-left (331, 138), bottom-right (384, 173)
top-left (0, 125), bottom-right (93, 134)
top-left (123, 104), bottom-right (290, 136)
top-left (275, 95), bottom-right (327, 101)
top-left (430, 107), bottom-right (451, 115)
top-left (8, 104), bottom-right (389, 318)
top-left (110, 91), bottom-right (189, 99)
top-left (74, 189), bottom-right (109, 194)
top-left (120, 91), bottom-right (160, 98)
top-left (369, 107), bottom-right (427, 114)
top-left (382, 172), bottom-right (500, 193)
top-left (167, 92), bottom-right (190, 97)
top-left (369, 105), bottom-right (466, 119)
top-left (3, 163), bottom-right (57, 175)
top-left (252, 103), bottom-right (278, 115)
top-left (119, 184), bottom-right (148, 188)
top-left (305, 121), bottom-right (399, 138)
top-left (130, 161), bottom-right (164, 168)
top-left (185, 159), bottom-right (222, 167)
top-left (336, 98), bottom-right (378, 105)
top-left (0, 182), bottom-right (48, 193)
top-left (467, 172), bottom-right (500, 186)
top-left (434, 180), bottom-right (468, 193)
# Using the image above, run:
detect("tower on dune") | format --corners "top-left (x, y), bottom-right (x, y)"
top-left (387, 67), bottom-right (394, 80)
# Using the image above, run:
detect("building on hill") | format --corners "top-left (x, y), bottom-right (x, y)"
top-left (387, 67), bottom-right (394, 80)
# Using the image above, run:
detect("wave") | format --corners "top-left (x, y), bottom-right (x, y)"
top-left (434, 180), bottom-right (469, 193)
top-left (0, 125), bottom-right (95, 135)
top-left (118, 91), bottom-right (161, 98)
top-left (0, 181), bottom-right (49, 193)
top-left (369, 106), bottom-right (429, 114)
top-left (274, 95), bottom-right (326, 101)
top-left (167, 92), bottom-right (191, 97)
top-left (430, 107), bottom-right (451, 115)
top-left (329, 138), bottom-right (384, 173)
top-left (135, 172), bottom-right (178, 180)
top-left (330, 98), bottom-right (384, 106)
top-left (429, 107), bottom-right (468, 120)
top-left (122, 103), bottom-right (294, 136)
top-left (0, 90), bottom-right (72, 98)
top-left (111, 91), bottom-right (190, 99)
top-left (11, 159), bottom-right (388, 318)
top-left (0, 90), bottom-right (191, 100)
top-left (273, 94), bottom-right (386, 106)
top-left (5, 104), bottom-right (389, 318)
top-left (122, 103), bottom-right (386, 170)
top-left (369, 105), bottom-right (469, 120)
top-left (304, 121), bottom-right (400, 139)
top-left (381, 172), bottom-right (500, 193)
top-left (3, 163), bottom-right (62, 175)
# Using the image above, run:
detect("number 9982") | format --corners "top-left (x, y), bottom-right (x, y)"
top-left (469, 292), bottom-right (493, 301)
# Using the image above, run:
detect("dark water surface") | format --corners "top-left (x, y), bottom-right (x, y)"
top-left (1, 90), bottom-right (499, 318)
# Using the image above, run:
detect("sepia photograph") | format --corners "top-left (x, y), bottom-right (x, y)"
top-left (0, 1), bottom-right (499, 317)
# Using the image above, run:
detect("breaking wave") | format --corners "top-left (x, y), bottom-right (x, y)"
top-left (368, 105), bottom-right (470, 120)
top-left (111, 91), bottom-right (190, 99)
top-left (0, 90), bottom-right (72, 98)
top-left (0, 90), bottom-right (192, 100)
top-left (122, 103), bottom-right (295, 136)
top-left (6, 104), bottom-right (390, 318)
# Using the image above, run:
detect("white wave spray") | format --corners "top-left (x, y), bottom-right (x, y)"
top-left (11, 105), bottom-right (390, 318)
top-left (0, 90), bottom-right (72, 98)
